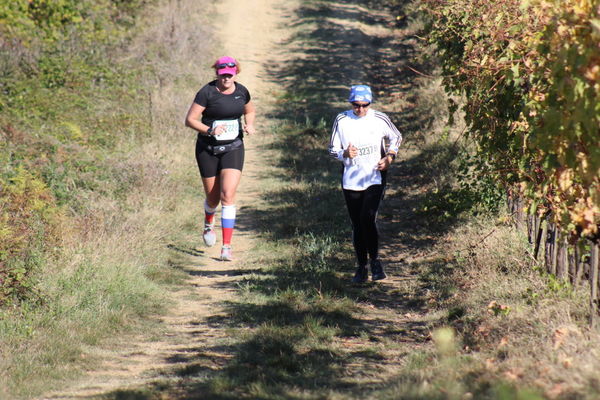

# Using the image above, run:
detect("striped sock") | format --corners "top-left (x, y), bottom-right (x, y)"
top-left (204, 200), bottom-right (217, 226)
top-left (221, 205), bottom-right (236, 246)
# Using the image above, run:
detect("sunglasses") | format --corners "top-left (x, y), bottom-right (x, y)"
top-left (351, 102), bottom-right (371, 109)
top-left (216, 62), bottom-right (236, 69)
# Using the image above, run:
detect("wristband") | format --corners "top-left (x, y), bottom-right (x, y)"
top-left (206, 127), bottom-right (213, 135)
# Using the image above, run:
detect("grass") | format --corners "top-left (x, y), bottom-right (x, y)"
top-left (124, 0), bottom-right (600, 398)
top-left (432, 218), bottom-right (600, 399)
top-left (0, 0), bottom-right (218, 397)
top-left (2, 0), bottom-right (600, 399)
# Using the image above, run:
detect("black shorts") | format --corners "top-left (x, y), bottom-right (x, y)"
top-left (195, 139), bottom-right (245, 178)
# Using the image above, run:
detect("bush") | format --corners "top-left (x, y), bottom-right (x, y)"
top-left (0, 167), bottom-right (62, 305)
top-left (0, 0), bottom-right (154, 307)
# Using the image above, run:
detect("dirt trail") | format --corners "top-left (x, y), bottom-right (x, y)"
top-left (40, 0), bottom-right (429, 397)
top-left (41, 0), bottom-right (297, 398)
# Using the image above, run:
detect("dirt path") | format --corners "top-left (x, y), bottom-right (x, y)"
top-left (41, 0), bottom-right (298, 398)
top-left (40, 0), bottom-right (434, 398)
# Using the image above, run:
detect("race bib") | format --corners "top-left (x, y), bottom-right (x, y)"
top-left (212, 119), bottom-right (240, 141)
top-left (353, 144), bottom-right (378, 165)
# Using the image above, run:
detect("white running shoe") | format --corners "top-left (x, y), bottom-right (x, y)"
top-left (220, 245), bottom-right (233, 261)
top-left (203, 224), bottom-right (216, 247)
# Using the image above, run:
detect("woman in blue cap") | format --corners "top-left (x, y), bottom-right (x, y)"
top-left (329, 85), bottom-right (402, 282)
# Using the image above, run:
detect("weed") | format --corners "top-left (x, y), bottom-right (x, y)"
top-left (487, 301), bottom-right (511, 317)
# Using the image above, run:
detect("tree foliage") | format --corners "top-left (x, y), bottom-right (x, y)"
top-left (422, 0), bottom-right (600, 240)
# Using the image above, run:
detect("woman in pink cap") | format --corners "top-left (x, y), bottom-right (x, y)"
top-left (185, 56), bottom-right (256, 261)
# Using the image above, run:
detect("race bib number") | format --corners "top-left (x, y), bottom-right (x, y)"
top-left (354, 144), bottom-right (378, 165)
top-left (212, 119), bottom-right (239, 141)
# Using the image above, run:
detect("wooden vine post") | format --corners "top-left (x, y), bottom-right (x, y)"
top-left (422, 0), bottom-right (600, 319)
top-left (591, 243), bottom-right (600, 328)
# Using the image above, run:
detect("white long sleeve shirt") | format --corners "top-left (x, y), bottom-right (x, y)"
top-left (329, 108), bottom-right (402, 191)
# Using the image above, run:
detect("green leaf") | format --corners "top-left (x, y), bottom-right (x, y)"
top-left (591, 19), bottom-right (600, 36)
top-left (510, 63), bottom-right (520, 78)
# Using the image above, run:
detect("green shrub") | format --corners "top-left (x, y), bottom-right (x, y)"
top-left (0, 166), bottom-right (62, 306)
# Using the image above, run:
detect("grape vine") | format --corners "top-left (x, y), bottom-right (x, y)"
top-left (421, 0), bottom-right (599, 241)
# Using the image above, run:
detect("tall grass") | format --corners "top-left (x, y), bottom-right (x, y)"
top-left (0, 0), bottom-right (217, 397)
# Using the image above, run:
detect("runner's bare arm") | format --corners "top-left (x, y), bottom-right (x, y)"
top-left (185, 103), bottom-right (213, 135)
top-left (243, 101), bottom-right (256, 135)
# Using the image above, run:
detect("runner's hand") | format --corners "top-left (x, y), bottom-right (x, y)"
top-left (376, 156), bottom-right (391, 171)
top-left (212, 124), bottom-right (226, 136)
top-left (345, 143), bottom-right (358, 159)
top-left (244, 124), bottom-right (256, 135)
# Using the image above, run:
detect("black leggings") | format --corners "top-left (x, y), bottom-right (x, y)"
top-left (343, 183), bottom-right (385, 266)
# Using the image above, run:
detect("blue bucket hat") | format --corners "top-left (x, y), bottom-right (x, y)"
top-left (348, 85), bottom-right (372, 103)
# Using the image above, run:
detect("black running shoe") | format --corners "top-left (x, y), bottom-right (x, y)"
top-left (352, 265), bottom-right (368, 283)
top-left (370, 259), bottom-right (387, 281)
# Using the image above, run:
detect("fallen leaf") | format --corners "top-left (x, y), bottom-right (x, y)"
top-left (552, 325), bottom-right (582, 350)
top-left (546, 384), bottom-right (564, 399)
top-left (504, 370), bottom-right (519, 381)
top-left (503, 367), bottom-right (524, 381)
top-left (561, 357), bottom-right (573, 368)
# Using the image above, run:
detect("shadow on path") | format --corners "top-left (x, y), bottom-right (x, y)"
top-left (97, 1), bottom-right (461, 398)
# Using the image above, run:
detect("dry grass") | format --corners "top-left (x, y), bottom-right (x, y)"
top-left (0, 0), bottom-right (219, 397)
top-left (432, 215), bottom-right (600, 399)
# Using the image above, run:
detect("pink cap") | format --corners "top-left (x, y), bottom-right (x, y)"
top-left (215, 56), bottom-right (238, 76)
